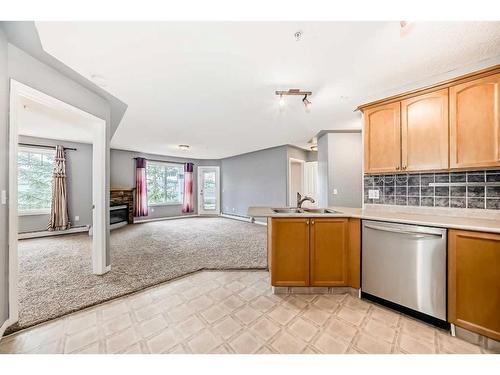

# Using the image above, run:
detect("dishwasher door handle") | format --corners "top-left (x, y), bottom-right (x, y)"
top-left (364, 224), bottom-right (443, 238)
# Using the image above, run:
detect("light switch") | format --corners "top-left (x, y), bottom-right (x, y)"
top-left (368, 189), bottom-right (380, 199)
top-left (1, 190), bottom-right (6, 205)
top-left (74, 216), bottom-right (80, 222)
top-left (333, 189), bottom-right (338, 195)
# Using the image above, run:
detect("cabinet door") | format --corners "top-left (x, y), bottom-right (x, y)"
top-left (270, 218), bottom-right (310, 286)
top-left (363, 102), bottom-right (401, 173)
top-left (401, 89), bottom-right (449, 172)
top-left (310, 218), bottom-right (348, 286)
top-left (450, 73), bottom-right (500, 168)
top-left (448, 230), bottom-right (500, 341)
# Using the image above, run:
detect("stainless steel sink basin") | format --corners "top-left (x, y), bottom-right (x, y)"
top-left (272, 208), bottom-right (304, 214)
top-left (302, 208), bottom-right (342, 214)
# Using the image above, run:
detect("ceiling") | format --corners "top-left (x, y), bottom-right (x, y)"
top-left (18, 96), bottom-right (96, 144)
top-left (35, 22), bottom-right (500, 159)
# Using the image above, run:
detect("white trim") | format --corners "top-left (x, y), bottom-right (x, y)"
top-left (18, 225), bottom-right (90, 240)
top-left (8, 80), bottom-right (109, 332)
top-left (134, 214), bottom-right (199, 224)
top-left (198, 166), bottom-right (221, 215)
top-left (288, 157), bottom-right (305, 206)
top-left (148, 202), bottom-right (183, 207)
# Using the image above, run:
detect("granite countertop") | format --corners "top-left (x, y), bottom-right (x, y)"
top-left (247, 205), bottom-right (500, 234)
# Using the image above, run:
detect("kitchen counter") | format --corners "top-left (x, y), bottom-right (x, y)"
top-left (248, 205), bottom-right (500, 234)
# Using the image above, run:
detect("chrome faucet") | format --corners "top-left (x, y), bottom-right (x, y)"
top-left (296, 192), bottom-right (315, 208)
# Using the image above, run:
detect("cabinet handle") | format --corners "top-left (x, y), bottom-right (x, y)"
top-left (306, 219), bottom-right (309, 224)
top-left (311, 220), bottom-right (315, 225)
top-left (396, 166), bottom-right (400, 170)
top-left (403, 165), bottom-right (407, 170)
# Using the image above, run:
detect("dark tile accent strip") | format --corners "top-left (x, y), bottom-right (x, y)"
top-left (364, 169), bottom-right (499, 210)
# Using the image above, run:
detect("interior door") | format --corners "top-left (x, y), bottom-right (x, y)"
top-left (198, 166), bottom-right (220, 215)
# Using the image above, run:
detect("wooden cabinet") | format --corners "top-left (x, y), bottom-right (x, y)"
top-left (361, 66), bottom-right (500, 173)
top-left (363, 102), bottom-right (401, 173)
top-left (269, 218), bottom-right (359, 288)
top-left (401, 89), bottom-right (449, 171)
top-left (310, 218), bottom-right (348, 286)
top-left (450, 73), bottom-right (500, 169)
top-left (448, 230), bottom-right (500, 341)
top-left (270, 218), bottom-right (310, 286)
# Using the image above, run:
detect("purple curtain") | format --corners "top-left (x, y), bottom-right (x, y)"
top-left (134, 157), bottom-right (149, 217)
top-left (48, 145), bottom-right (70, 231)
top-left (182, 163), bottom-right (194, 213)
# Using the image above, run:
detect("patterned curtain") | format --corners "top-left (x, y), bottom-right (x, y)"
top-left (182, 163), bottom-right (194, 213)
top-left (134, 157), bottom-right (149, 217)
top-left (48, 145), bottom-right (70, 231)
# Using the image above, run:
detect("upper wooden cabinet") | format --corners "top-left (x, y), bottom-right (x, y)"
top-left (361, 65), bottom-right (500, 173)
top-left (363, 102), bottom-right (401, 173)
top-left (401, 89), bottom-right (449, 171)
top-left (449, 73), bottom-right (500, 169)
top-left (310, 218), bottom-right (348, 286)
top-left (448, 229), bottom-right (500, 341)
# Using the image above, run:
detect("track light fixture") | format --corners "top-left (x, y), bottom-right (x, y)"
top-left (275, 89), bottom-right (312, 112)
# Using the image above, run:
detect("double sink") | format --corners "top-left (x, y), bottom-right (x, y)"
top-left (272, 208), bottom-right (342, 214)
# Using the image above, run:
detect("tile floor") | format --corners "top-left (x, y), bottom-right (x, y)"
top-left (0, 270), bottom-right (491, 354)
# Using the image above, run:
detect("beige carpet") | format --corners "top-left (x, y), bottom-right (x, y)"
top-left (10, 217), bottom-right (267, 333)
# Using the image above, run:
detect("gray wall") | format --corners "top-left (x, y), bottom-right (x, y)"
top-left (0, 28), bottom-right (9, 330)
top-left (18, 136), bottom-right (93, 233)
top-left (111, 149), bottom-right (220, 220)
top-left (221, 146), bottom-right (288, 217)
top-left (317, 131), bottom-right (363, 208)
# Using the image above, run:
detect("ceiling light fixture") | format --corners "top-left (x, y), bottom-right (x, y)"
top-left (275, 89), bottom-right (312, 113)
top-left (310, 145), bottom-right (318, 151)
top-left (178, 144), bottom-right (190, 150)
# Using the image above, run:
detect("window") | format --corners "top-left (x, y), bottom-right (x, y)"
top-left (18, 147), bottom-right (55, 214)
top-left (146, 162), bottom-right (184, 205)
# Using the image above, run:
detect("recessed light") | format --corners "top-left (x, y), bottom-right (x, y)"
top-left (294, 30), bottom-right (303, 42)
top-left (178, 144), bottom-right (190, 150)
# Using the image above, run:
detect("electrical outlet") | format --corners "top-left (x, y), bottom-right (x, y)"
top-left (368, 189), bottom-right (380, 199)
top-left (333, 189), bottom-right (338, 195)
top-left (74, 216), bottom-right (80, 222)
top-left (232, 208), bottom-right (235, 212)
top-left (1, 190), bottom-right (6, 205)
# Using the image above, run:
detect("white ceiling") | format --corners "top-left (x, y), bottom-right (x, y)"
top-left (35, 22), bottom-right (500, 159)
top-left (18, 96), bottom-right (95, 144)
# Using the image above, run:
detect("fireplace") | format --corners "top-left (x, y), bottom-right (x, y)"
top-left (110, 205), bottom-right (129, 226)
top-left (110, 188), bottom-right (135, 229)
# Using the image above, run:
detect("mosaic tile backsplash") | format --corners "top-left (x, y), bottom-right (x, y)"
top-left (364, 170), bottom-right (500, 210)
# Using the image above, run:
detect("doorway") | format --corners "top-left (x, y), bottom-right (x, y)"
top-left (198, 166), bottom-right (220, 215)
top-left (288, 158), bottom-right (318, 207)
top-left (7, 80), bottom-right (108, 329)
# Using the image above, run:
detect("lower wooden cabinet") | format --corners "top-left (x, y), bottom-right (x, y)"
top-left (448, 229), bottom-right (500, 341)
top-left (269, 218), bottom-right (310, 286)
top-left (269, 217), bottom-right (360, 288)
top-left (310, 218), bottom-right (348, 286)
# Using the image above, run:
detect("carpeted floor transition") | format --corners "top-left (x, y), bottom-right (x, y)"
top-left (10, 217), bottom-right (267, 333)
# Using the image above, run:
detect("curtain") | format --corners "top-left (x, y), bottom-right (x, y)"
top-left (134, 157), bottom-right (149, 217)
top-left (182, 162), bottom-right (194, 213)
top-left (48, 145), bottom-right (70, 231)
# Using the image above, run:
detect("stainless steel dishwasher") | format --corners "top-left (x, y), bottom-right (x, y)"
top-left (362, 220), bottom-right (447, 324)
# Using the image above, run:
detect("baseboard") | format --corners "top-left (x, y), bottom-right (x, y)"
top-left (18, 225), bottom-right (90, 240)
top-left (133, 214), bottom-right (199, 224)
top-left (0, 318), bottom-right (15, 340)
top-left (221, 213), bottom-right (267, 226)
